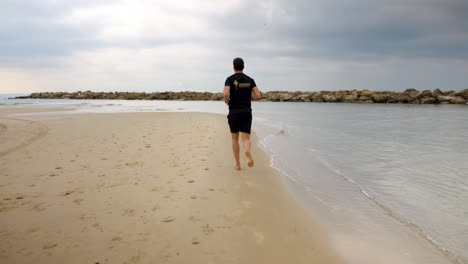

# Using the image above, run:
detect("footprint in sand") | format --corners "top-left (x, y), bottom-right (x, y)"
top-left (123, 209), bottom-right (136, 216)
top-left (161, 216), bottom-right (176, 223)
top-left (187, 180), bottom-right (195, 183)
top-left (216, 225), bottom-right (232, 230)
top-left (122, 161), bottom-right (144, 168)
top-left (253, 231), bottom-right (265, 244)
top-left (25, 227), bottom-right (40, 234)
top-left (92, 222), bottom-right (103, 231)
top-left (42, 243), bottom-right (57, 250)
top-left (189, 215), bottom-right (201, 222)
top-left (202, 224), bottom-right (214, 235)
top-left (191, 237), bottom-right (200, 245)
top-left (58, 190), bottom-right (74, 196)
top-left (124, 255), bottom-right (142, 264)
top-left (111, 236), bottom-right (123, 242)
top-left (31, 203), bottom-right (47, 212)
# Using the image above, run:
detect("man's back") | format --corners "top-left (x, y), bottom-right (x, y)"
top-left (225, 73), bottom-right (256, 113)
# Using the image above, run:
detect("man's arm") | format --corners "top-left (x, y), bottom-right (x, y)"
top-left (252, 86), bottom-right (262, 100)
top-left (223, 85), bottom-right (230, 105)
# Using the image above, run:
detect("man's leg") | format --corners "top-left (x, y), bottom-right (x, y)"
top-left (241, 132), bottom-right (254, 167)
top-left (231, 132), bottom-right (241, 170)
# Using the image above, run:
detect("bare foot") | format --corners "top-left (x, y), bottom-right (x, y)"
top-left (234, 164), bottom-right (241, 171)
top-left (245, 152), bottom-right (254, 167)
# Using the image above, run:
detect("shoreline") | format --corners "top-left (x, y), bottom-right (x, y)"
top-left (0, 108), bottom-right (342, 263)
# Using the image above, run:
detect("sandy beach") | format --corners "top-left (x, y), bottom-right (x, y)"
top-left (0, 108), bottom-right (342, 264)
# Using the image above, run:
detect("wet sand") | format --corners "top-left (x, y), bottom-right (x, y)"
top-left (0, 108), bottom-right (342, 263)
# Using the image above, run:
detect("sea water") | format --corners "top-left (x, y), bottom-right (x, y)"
top-left (1, 96), bottom-right (467, 263)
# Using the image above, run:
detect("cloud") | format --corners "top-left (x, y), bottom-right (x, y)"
top-left (211, 0), bottom-right (468, 60)
top-left (0, 0), bottom-right (467, 93)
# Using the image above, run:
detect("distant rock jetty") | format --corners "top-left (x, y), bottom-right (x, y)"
top-left (14, 89), bottom-right (468, 104)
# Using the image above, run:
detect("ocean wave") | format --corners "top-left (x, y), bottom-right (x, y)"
top-left (268, 155), bottom-right (298, 184)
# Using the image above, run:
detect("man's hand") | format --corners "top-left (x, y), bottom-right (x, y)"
top-left (223, 85), bottom-right (230, 105)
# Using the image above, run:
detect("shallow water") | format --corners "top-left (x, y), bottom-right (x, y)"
top-left (253, 103), bottom-right (468, 263)
top-left (2, 96), bottom-right (467, 263)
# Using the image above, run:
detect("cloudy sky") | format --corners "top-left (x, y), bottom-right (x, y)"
top-left (1, 0), bottom-right (467, 93)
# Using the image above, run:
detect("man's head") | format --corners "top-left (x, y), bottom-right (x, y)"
top-left (233, 58), bottom-right (244, 72)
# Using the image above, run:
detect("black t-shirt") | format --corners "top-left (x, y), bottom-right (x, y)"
top-left (225, 73), bottom-right (257, 113)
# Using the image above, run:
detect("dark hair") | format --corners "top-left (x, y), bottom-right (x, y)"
top-left (233, 57), bottom-right (244, 71)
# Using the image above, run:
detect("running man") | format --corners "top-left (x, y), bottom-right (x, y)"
top-left (223, 58), bottom-right (262, 170)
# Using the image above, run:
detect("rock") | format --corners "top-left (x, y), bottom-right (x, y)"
top-left (450, 97), bottom-right (466, 104)
top-left (209, 93), bottom-right (223, 100)
top-left (419, 90), bottom-right (433, 98)
top-left (343, 95), bottom-right (358, 102)
top-left (406, 90), bottom-right (419, 99)
top-left (278, 93), bottom-right (294, 102)
top-left (420, 97), bottom-right (436, 104)
top-left (264, 92), bottom-right (280, 102)
top-left (443, 90), bottom-right (455, 96)
top-left (360, 90), bottom-right (375, 97)
top-left (322, 93), bottom-right (340, 102)
top-left (452, 89), bottom-right (468, 100)
top-left (404, 88), bottom-right (418, 93)
top-left (462, 89), bottom-right (468, 99)
top-left (14, 95), bottom-right (31, 99)
top-left (394, 94), bottom-right (411, 103)
top-left (371, 93), bottom-right (390, 103)
top-left (433, 88), bottom-right (443, 97)
top-left (14, 89), bottom-right (468, 104)
top-left (312, 93), bottom-right (324, 102)
top-left (296, 93), bottom-right (313, 102)
top-left (437, 95), bottom-right (453, 103)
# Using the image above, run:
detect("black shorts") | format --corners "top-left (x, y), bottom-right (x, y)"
top-left (227, 112), bottom-right (252, 134)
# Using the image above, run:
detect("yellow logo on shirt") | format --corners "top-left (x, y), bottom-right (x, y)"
top-left (234, 80), bottom-right (238, 87)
